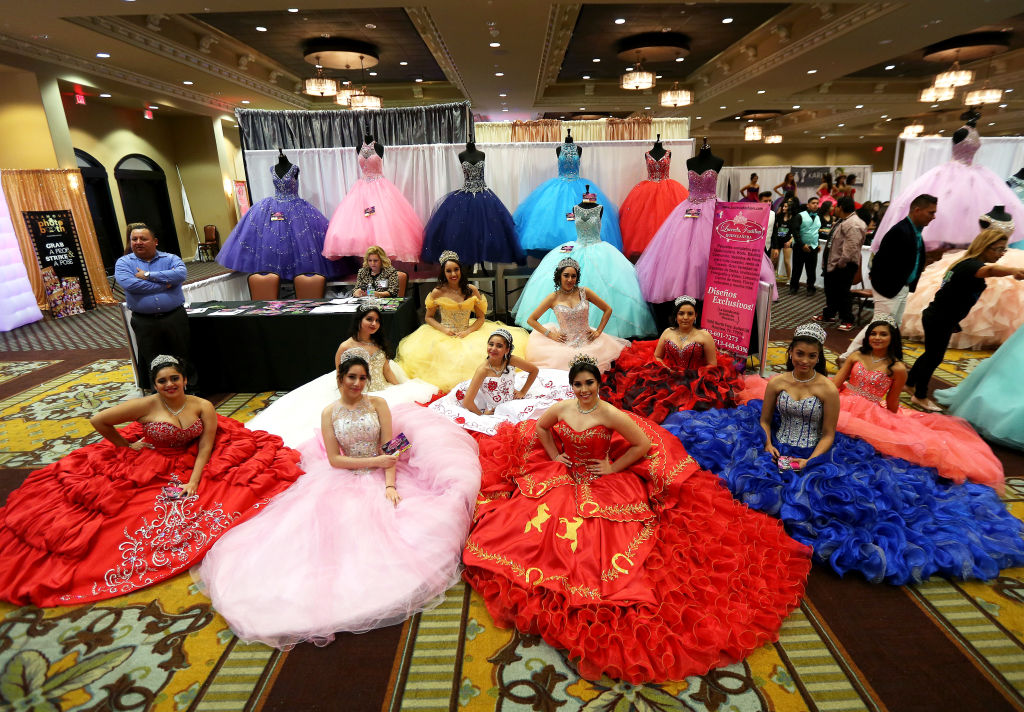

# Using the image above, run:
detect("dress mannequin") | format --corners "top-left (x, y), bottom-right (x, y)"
top-left (687, 137), bottom-right (724, 174)
top-left (459, 141), bottom-right (485, 165)
top-left (555, 129), bottom-right (582, 159)
top-left (648, 133), bottom-right (666, 162)
top-left (275, 148), bottom-right (293, 179)
top-left (578, 185), bottom-right (600, 212)
top-left (618, 134), bottom-right (688, 258)
top-left (357, 127), bottom-right (385, 157)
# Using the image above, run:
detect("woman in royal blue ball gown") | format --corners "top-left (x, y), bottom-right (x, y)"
top-left (218, 164), bottom-right (341, 279)
top-left (513, 137), bottom-right (622, 253)
top-left (661, 323), bottom-right (1024, 585)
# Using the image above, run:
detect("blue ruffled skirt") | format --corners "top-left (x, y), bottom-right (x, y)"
top-left (661, 402), bottom-right (1024, 585)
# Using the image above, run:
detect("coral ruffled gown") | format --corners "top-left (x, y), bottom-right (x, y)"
top-left (899, 248), bottom-right (1024, 349)
top-left (323, 142), bottom-right (424, 262)
top-left (422, 160), bottom-right (524, 265)
top-left (601, 338), bottom-right (743, 423)
top-left (0, 416), bottom-right (302, 606)
top-left (217, 164), bottom-right (341, 279)
top-left (513, 143), bottom-right (623, 252)
top-left (662, 394), bottom-right (1024, 585)
top-left (198, 400), bottom-right (480, 647)
top-left (462, 414), bottom-right (811, 683)
top-left (618, 151), bottom-right (688, 258)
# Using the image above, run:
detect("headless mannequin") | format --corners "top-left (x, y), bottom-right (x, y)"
top-left (953, 108), bottom-right (981, 144)
top-left (357, 127), bottom-right (385, 157)
top-left (648, 133), bottom-right (667, 162)
top-left (980, 205), bottom-right (1013, 229)
top-left (274, 148), bottom-right (293, 179)
top-left (686, 137), bottom-right (724, 174)
top-left (1013, 168), bottom-right (1024, 180)
top-left (578, 185), bottom-right (602, 218)
top-left (555, 129), bottom-right (583, 159)
top-left (459, 141), bottom-right (485, 165)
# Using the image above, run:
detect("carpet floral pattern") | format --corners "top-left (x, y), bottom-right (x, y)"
top-left (0, 360), bottom-right (60, 386)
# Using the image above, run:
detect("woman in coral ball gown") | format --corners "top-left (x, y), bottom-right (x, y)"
top-left (323, 133), bottom-right (424, 262)
top-left (462, 354), bottom-right (811, 683)
top-left (0, 356), bottom-right (303, 607)
top-left (617, 138), bottom-right (688, 259)
top-left (601, 295), bottom-right (743, 423)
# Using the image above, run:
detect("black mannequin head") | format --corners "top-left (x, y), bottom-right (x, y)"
top-left (565, 128), bottom-right (574, 143)
top-left (960, 108), bottom-right (981, 128)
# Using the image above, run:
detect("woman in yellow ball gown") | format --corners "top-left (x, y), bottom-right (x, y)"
top-left (397, 250), bottom-right (528, 391)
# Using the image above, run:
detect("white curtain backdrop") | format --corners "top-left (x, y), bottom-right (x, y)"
top-left (245, 139), bottom-right (695, 223)
top-left (716, 166), bottom-right (792, 202)
top-left (870, 171), bottom-right (901, 202)
top-left (900, 137), bottom-right (1024, 186)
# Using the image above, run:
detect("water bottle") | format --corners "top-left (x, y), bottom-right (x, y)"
top-left (367, 280), bottom-right (375, 298)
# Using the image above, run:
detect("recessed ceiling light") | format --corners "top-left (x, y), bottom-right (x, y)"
top-left (288, 8), bottom-right (299, 13)
top-left (96, 52), bottom-right (110, 58)
top-left (582, 75), bottom-right (591, 79)
top-left (881, 114), bottom-right (888, 118)
top-left (502, 108), bottom-right (509, 112)
top-left (989, 122), bottom-right (996, 126)
top-left (879, 39), bottom-right (892, 44)
top-left (855, 104), bottom-right (864, 108)
top-left (734, 116), bottom-right (741, 120)
top-left (644, 106), bottom-right (651, 109)
top-left (884, 64), bottom-right (895, 70)
top-left (722, 17), bottom-right (734, 23)
top-left (256, 26), bottom-right (268, 32)
top-left (695, 116), bottom-right (702, 119)
top-left (675, 57), bottom-right (684, 62)
top-left (792, 104), bottom-right (801, 109)
top-left (499, 92), bottom-right (507, 97)
top-left (1005, 88), bottom-right (1014, 93)
top-left (148, 105), bottom-right (159, 109)
top-left (886, 118), bottom-right (892, 121)
top-left (999, 103), bottom-right (1008, 108)
top-left (757, 90), bottom-right (765, 94)
top-left (414, 77), bottom-right (423, 83)
top-left (364, 23), bottom-right (376, 29)
top-left (240, 100), bottom-right (250, 104)
top-left (747, 118), bottom-right (753, 122)
top-left (719, 105), bottom-right (727, 109)
top-left (859, 135), bottom-right (865, 139)
top-left (369, 71), bottom-right (377, 76)
top-left (931, 103), bottom-right (938, 108)
top-left (837, 123), bottom-right (845, 127)
top-left (490, 42), bottom-right (500, 48)
top-left (592, 58), bottom-right (601, 63)
top-left (614, 18), bottom-right (626, 24)
top-left (807, 69), bottom-right (817, 74)
top-left (183, 80), bottom-right (193, 85)
top-left (655, 74), bottom-right (663, 78)
top-left (820, 136), bottom-right (826, 139)
top-left (99, 93), bottom-right (111, 98)
top-left (579, 106), bottom-right (586, 110)
top-left (400, 61), bottom-right (408, 66)
top-left (626, 67), bottom-right (633, 71)
top-left (494, 72), bottom-right (504, 76)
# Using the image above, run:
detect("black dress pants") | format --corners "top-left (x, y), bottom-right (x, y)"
top-left (822, 263), bottom-right (858, 321)
top-left (130, 306), bottom-right (190, 387)
top-left (906, 311), bottom-right (955, 399)
top-left (790, 246), bottom-right (819, 292)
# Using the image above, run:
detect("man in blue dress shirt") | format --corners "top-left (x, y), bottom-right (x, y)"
top-left (114, 223), bottom-right (188, 388)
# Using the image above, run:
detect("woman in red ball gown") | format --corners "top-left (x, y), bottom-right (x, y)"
top-left (0, 356), bottom-right (303, 607)
top-left (462, 354), bottom-right (811, 683)
top-left (601, 296), bottom-right (743, 422)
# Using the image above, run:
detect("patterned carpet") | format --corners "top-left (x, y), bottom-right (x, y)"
top-left (1, 308), bottom-right (1022, 711)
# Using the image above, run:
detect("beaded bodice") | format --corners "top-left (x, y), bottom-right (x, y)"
top-left (952, 126), bottom-right (980, 165)
top-left (554, 288), bottom-right (592, 347)
top-left (775, 391), bottom-right (823, 447)
top-left (645, 152), bottom-right (671, 182)
top-left (664, 338), bottom-right (705, 371)
top-left (573, 205), bottom-right (603, 246)
top-left (558, 142), bottom-right (580, 180)
top-left (473, 368), bottom-right (517, 410)
top-left (687, 169), bottom-right (719, 203)
top-left (459, 161), bottom-right (487, 194)
top-left (554, 422), bottom-right (613, 465)
top-left (271, 164), bottom-right (300, 201)
top-left (332, 397), bottom-right (380, 459)
top-left (430, 294), bottom-right (485, 330)
top-left (845, 361), bottom-right (892, 404)
top-left (363, 348), bottom-right (388, 392)
top-left (141, 419), bottom-right (203, 448)
top-left (359, 142), bottom-right (384, 181)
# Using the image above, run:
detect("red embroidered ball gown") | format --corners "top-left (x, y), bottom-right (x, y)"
top-left (462, 412), bottom-right (811, 683)
top-left (601, 336), bottom-right (743, 423)
top-left (618, 151), bottom-right (688, 259)
top-left (0, 416), bottom-right (302, 606)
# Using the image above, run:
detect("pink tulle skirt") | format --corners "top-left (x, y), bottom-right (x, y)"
top-left (324, 178), bottom-right (424, 262)
top-left (523, 327), bottom-right (629, 373)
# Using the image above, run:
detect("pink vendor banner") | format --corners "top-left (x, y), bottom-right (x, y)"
top-left (702, 201), bottom-right (770, 356)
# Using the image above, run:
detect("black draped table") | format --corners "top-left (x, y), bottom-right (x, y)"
top-left (186, 298), bottom-right (418, 394)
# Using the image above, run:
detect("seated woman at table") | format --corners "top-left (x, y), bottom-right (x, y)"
top-left (521, 257), bottom-right (629, 372)
top-left (396, 251), bottom-right (528, 391)
top-left (601, 295), bottom-right (743, 423)
top-left (352, 245), bottom-right (400, 297)
top-left (462, 353), bottom-right (811, 683)
top-left (661, 323), bottom-right (1024, 585)
top-left (198, 349), bottom-right (481, 648)
top-left (0, 355), bottom-right (303, 607)
top-left (429, 328), bottom-right (574, 435)
top-left (247, 302), bottom-right (436, 448)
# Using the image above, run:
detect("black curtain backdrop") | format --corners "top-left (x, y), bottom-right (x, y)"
top-left (236, 102), bottom-right (472, 150)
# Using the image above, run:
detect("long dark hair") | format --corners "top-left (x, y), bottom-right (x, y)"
top-left (350, 305), bottom-right (391, 358)
top-left (553, 261), bottom-right (581, 289)
top-left (857, 320), bottom-right (903, 375)
top-left (822, 173), bottom-right (833, 190)
top-left (437, 257), bottom-right (473, 298)
top-left (785, 335), bottom-right (828, 375)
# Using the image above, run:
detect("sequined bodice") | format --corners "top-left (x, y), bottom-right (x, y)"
top-left (432, 294), bottom-right (485, 330)
top-left (845, 361), bottom-right (892, 404)
top-left (573, 205), bottom-right (602, 246)
top-left (952, 126), bottom-right (980, 165)
top-left (272, 164), bottom-right (300, 201)
top-left (459, 161), bottom-right (487, 194)
top-left (645, 152), bottom-right (671, 182)
top-left (359, 142), bottom-right (384, 181)
top-left (366, 349), bottom-right (387, 392)
top-left (664, 339), bottom-right (705, 371)
top-left (141, 419), bottom-right (204, 448)
top-left (553, 422), bottom-right (613, 464)
top-left (554, 288), bottom-right (592, 347)
top-left (474, 368), bottom-right (517, 410)
top-left (775, 391), bottom-right (823, 447)
top-left (687, 169), bottom-right (719, 203)
top-left (558, 143), bottom-right (580, 180)
top-left (332, 397), bottom-right (381, 459)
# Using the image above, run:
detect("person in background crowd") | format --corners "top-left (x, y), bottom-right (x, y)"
top-left (789, 196), bottom-right (821, 294)
top-left (815, 197), bottom-right (867, 331)
top-left (352, 245), bottom-right (400, 297)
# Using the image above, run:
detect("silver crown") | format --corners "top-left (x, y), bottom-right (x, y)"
top-left (357, 298), bottom-right (381, 313)
top-left (674, 295), bottom-right (697, 307)
top-left (979, 211), bottom-right (1015, 236)
top-left (569, 352), bottom-right (598, 369)
top-left (439, 250), bottom-right (460, 265)
top-left (339, 347), bottom-right (372, 365)
top-left (150, 354), bottom-right (179, 369)
top-left (556, 257), bottom-right (580, 271)
top-left (489, 328), bottom-right (513, 351)
top-left (794, 323), bottom-right (827, 345)
top-left (873, 313), bottom-right (899, 330)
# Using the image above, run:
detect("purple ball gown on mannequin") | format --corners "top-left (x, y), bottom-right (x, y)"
top-left (217, 165), bottom-right (341, 279)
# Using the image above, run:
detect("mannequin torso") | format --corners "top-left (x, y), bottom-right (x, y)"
top-left (459, 141), bottom-right (485, 165)
top-left (357, 134), bottom-right (385, 157)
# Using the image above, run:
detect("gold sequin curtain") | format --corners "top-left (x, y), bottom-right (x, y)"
top-left (0, 169), bottom-right (117, 311)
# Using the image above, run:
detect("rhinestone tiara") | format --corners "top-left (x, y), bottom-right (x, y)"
top-left (439, 250), bottom-right (459, 265)
top-left (489, 328), bottom-right (513, 349)
top-left (872, 313), bottom-right (899, 330)
top-left (674, 295), bottom-right (697, 307)
top-left (339, 346), bottom-right (371, 365)
top-left (150, 354), bottom-right (179, 369)
top-left (569, 352), bottom-right (598, 369)
top-left (556, 257), bottom-right (580, 271)
top-left (794, 322), bottom-right (827, 345)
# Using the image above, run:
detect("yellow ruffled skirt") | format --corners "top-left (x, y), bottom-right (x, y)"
top-left (396, 321), bottom-right (529, 391)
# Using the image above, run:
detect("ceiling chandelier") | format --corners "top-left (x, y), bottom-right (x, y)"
top-left (334, 85), bottom-right (361, 107)
top-left (744, 125), bottom-right (762, 141)
top-left (964, 86), bottom-right (1002, 105)
top-left (303, 56), bottom-right (338, 97)
top-left (764, 134), bottom-right (783, 144)
top-left (934, 61), bottom-right (974, 88)
top-left (900, 123), bottom-right (924, 138)
top-left (348, 55), bottom-right (382, 110)
top-left (659, 81), bottom-right (692, 108)
top-left (620, 53), bottom-right (655, 91)
top-left (919, 84), bottom-right (955, 102)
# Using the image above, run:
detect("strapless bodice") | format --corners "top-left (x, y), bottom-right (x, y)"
top-left (687, 169), bottom-right (718, 203)
top-left (459, 161), bottom-right (487, 194)
top-left (140, 419), bottom-right (204, 448)
top-left (271, 164), bottom-right (300, 201)
top-left (558, 142), bottom-right (580, 180)
top-left (554, 288), bottom-right (592, 347)
top-left (332, 397), bottom-right (380, 459)
top-left (845, 362), bottom-right (892, 404)
top-left (645, 152), bottom-right (671, 182)
top-left (775, 390), bottom-right (823, 447)
top-left (573, 204), bottom-right (603, 246)
top-left (664, 339), bottom-right (705, 371)
top-left (553, 422), bottom-right (613, 466)
top-left (952, 126), bottom-right (980, 165)
top-left (359, 142), bottom-right (384, 181)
